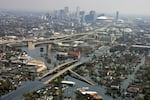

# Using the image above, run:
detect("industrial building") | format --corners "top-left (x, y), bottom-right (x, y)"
top-left (57, 51), bottom-right (80, 60)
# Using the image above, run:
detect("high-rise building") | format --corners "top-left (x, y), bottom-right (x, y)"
top-left (85, 10), bottom-right (96, 23)
top-left (116, 11), bottom-right (119, 21)
top-left (64, 7), bottom-right (69, 15)
top-left (45, 13), bottom-right (51, 21)
top-left (80, 11), bottom-right (85, 24)
top-left (76, 6), bottom-right (80, 23)
top-left (76, 6), bottom-right (80, 18)
top-left (59, 9), bottom-right (65, 19)
top-left (90, 10), bottom-right (97, 22)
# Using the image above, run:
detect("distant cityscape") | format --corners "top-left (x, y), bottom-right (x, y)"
top-left (0, 7), bottom-right (150, 100)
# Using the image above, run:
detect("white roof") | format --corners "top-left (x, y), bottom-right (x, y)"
top-left (97, 16), bottom-right (108, 20)
top-left (81, 91), bottom-right (97, 95)
top-left (61, 81), bottom-right (75, 85)
top-left (74, 41), bottom-right (84, 44)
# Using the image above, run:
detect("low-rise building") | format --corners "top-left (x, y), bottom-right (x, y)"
top-left (56, 51), bottom-right (80, 60)
top-left (127, 86), bottom-right (140, 93)
top-left (26, 59), bottom-right (47, 73)
top-left (68, 52), bottom-right (80, 59)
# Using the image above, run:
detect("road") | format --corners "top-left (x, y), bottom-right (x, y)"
top-left (0, 31), bottom-right (94, 45)
top-left (1, 81), bottom-right (44, 100)
top-left (69, 69), bottom-right (95, 86)
top-left (1, 46), bottom-right (110, 100)
top-left (39, 60), bottom-right (77, 80)
top-left (44, 62), bottom-right (83, 84)
top-left (44, 46), bottom-right (111, 85)
top-left (121, 56), bottom-right (145, 90)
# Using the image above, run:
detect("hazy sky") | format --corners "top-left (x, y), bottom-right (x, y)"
top-left (0, 0), bottom-right (149, 15)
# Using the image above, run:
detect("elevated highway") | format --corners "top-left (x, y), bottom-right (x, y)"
top-left (44, 62), bottom-right (94, 85)
top-left (44, 61), bottom-right (84, 84)
top-left (38, 60), bottom-right (77, 80)
top-left (0, 31), bottom-right (94, 45)
top-left (69, 69), bottom-right (95, 86)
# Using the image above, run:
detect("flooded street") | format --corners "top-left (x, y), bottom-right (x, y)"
top-left (1, 46), bottom-right (145, 100)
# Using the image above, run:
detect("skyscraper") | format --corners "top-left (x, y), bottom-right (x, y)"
top-left (85, 10), bottom-right (96, 23)
top-left (76, 6), bottom-right (80, 18)
top-left (90, 10), bottom-right (97, 22)
top-left (80, 11), bottom-right (85, 23)
top-left (76, 6), bottom-right (80, 23)
top-left (59, 9), bottom-right (65, 19)
top-left (116, 11), bottom-right (119, 21)
top-left (64, 7), bottom-right (69, 15)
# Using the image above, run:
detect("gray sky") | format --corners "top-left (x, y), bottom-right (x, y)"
top-left (0, 0), bottom-right (149, 15)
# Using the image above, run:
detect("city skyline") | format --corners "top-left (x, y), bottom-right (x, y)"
top-left (0, 0), bottom-right (150, 16)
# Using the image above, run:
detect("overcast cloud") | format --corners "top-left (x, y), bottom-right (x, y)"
top-left (0, 0), bottom-right (149, 15)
